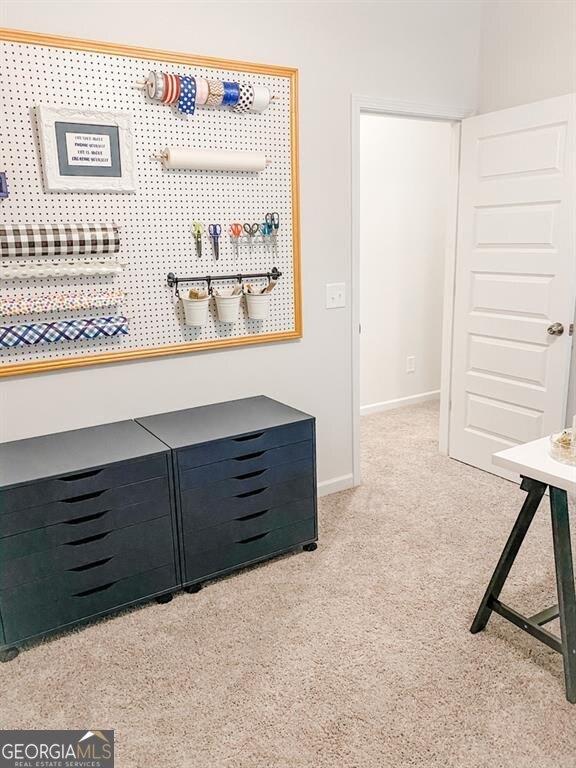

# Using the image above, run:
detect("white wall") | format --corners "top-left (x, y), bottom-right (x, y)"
top-left (359, 115), bottom-right (452, 413)
top-left (0, 1), bottom-right (482, 490)
top-left (478, 0), bottom-right (576, 424)
top-left (478, 0), bottom-right (576, 114)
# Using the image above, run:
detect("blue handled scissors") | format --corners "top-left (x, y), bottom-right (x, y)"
top-left (260, 222), bottom-right (272, 252)
top-left (209, 223), bottom-right (221, 260)
top-left (265, 212), bottom-right (280, 253)
top-left (265, 212), bottom-right (280, 231)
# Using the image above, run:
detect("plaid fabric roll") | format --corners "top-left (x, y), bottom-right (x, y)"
top-left (0, 289), bottom-right (125, 316)
top-left (0, 316), bottom-right (129, 347)
top-left (0, 224), bottom-right (120, 259)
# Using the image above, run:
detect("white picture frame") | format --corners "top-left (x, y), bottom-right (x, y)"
top-left (36, 105), bottom-right (136, 193)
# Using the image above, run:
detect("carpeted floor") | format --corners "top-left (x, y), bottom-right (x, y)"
top-left (2, 401), bottom-right (575, 767)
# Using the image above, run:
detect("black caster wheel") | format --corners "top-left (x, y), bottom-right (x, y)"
top-left (0, 647), bottom-right (19, 663)
top-left (184, 584), bottom-right (203, 594)
top-left (155, 593), bottom-right (173, 604)
top-left (303, 542), bottom-right (318, 552)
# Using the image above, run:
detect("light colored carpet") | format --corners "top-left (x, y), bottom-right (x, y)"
top-left (2, 401), bottom-right (574, 767)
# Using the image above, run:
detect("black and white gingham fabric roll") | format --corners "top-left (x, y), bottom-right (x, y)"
top-left (233, 83), bottom-right (254, 114)
top-left (0, 224), bottom-right (120, 259)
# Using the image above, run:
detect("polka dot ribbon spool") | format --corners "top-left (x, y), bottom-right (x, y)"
top-left (162, 73), bottom-right (181, 106)
top-left (206, 79), bottom-right (224, 108)
top-left (233, 83), bottom-right (254, 114)
top-left (222, 81), bottom-right (240, 107)
top-left (178, 75), bottom-right (196, 115)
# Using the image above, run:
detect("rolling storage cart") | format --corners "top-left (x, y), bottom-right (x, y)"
top-left (0, 421), bottom-right (179, 661)
top-left (137, 396), bottom-right (318, 592)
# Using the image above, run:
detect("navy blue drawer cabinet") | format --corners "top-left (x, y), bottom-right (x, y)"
top-left (0, 421), bottom-right (179, 661)
top-left (137, 396), bottom-right (318, 591)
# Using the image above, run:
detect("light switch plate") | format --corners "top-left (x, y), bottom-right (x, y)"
top-left (326, 282), bottom-right (346, 309)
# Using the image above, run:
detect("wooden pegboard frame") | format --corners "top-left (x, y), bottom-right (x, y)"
top-left (0, 28), bottom-right (301, 377)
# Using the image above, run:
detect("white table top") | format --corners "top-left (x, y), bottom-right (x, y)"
top-left (493, 437), bottom-right (576, 494)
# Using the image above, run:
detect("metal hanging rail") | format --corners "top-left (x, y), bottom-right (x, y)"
top-left (167, 267), bottom-right (281, 296)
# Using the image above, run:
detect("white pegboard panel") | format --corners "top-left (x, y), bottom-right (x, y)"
top-left (0, 39), bottom-right (297, 370)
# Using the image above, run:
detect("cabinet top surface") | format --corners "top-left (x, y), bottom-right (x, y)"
top-left (0, 420), bottom-right (168, 489)
top-left (136, 396), bottom-right (313, 449)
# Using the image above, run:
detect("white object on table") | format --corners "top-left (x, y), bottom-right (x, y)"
top-left (493, 437), bottom-right (576, 495)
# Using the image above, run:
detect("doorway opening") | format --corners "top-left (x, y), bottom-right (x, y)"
top-left (351, 98), bottom-right (464, 485)
top-left (359, 113), bottom-right (454, 422)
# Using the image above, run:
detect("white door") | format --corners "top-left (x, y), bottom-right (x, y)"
top-left (449, 95), bottom-right (576, 477)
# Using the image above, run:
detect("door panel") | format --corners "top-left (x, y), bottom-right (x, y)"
top-left (450, 95), bottom-right (575, 477)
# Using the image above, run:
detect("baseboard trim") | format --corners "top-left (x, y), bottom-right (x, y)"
top-left (360, 390), bottom-right (440, 416)
top-left (318, 473), bottom-right (355, 497)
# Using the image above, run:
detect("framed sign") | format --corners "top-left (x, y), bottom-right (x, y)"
top-left (36, 105), bottom-right (136, 192)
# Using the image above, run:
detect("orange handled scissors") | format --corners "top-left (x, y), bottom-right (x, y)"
top-left (229, 223), bottom-right (243, 257)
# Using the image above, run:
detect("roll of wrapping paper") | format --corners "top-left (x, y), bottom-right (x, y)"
top-left (160, 148), bottom-right (268, 172)
top-left (0, 223), bottom-right (120, 259)
top-left (0, 260), bottom-right (125, 279)
top-left (0, 316), bottom-right (129, 347)
top-left (0, 289), bottom-right (126, 316)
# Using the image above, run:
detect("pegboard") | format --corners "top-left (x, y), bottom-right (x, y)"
top-left (0, 30), bottom-right (301, 377)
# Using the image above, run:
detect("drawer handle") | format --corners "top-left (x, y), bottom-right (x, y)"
top-left (235, 509), bottom-right (270, 522)
top-left (65, 530), bottom-right (111, 546)
top-left (234, 451), bottom-right (265, 462)
top-left (60, 468), bottom-right (103, 482)
top-left (62, 489), bottom-right (106, 504)
top-left (68, 556), bottom-right (113, 572)
top-left (233, 432), bottom-right (264, 443)
top-left (63, 510), bottom-right (109, 526)
top-left (236, 487), bottom-right (268, 499)
top-left (236, 531), bottom-right (270, 544)
top-left (234, 469), bottom-right (267, 481)
top-left (74, 580), bottom-right (117, 597)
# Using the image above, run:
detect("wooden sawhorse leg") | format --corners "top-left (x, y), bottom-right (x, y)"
top-left (470, 477), bottom-right (547, 633)
top-left (470, 477), bottom-right (576, 703)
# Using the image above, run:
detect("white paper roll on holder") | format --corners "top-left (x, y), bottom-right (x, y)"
top-left (153, 148), bottom-right (271, 171)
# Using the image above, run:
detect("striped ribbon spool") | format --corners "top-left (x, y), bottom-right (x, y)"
top-left (162, 73), bottom-right (181, 105)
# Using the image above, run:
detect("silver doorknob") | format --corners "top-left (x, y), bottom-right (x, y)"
top-left (547, 322), bottom-right (564, 336)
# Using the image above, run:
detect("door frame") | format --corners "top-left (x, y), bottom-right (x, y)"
top-left (350, 96), bottom-right (473, 485)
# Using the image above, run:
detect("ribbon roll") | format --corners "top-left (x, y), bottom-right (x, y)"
top-left (206, 79), bottom-right (224, 108)
top-left (222, 81), bottom-right (240, 107)
top-left (195, 77), bottom-right (209, 106)
top-left (163, 73), bottom-right (181, 105)
top-left (146, 70), bottom-right (165, 101)
top-left (250, 85), bottom-right (272, 113)
top-left (233, 83), bottom-right (254, 114)
top-left (178, 75), bottom-right (196, 115)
